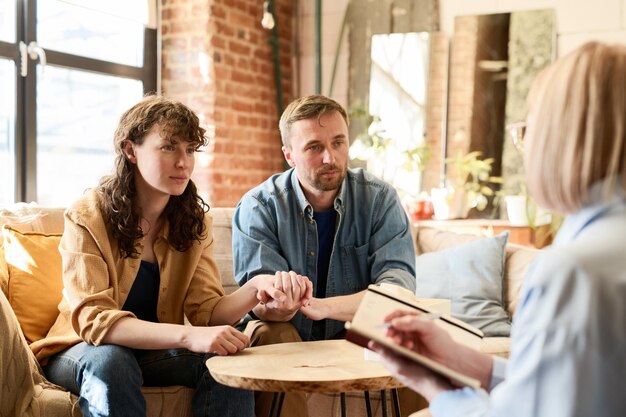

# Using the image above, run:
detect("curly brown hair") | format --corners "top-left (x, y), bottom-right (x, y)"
top-left (98, 94), bottom-right (209, 258)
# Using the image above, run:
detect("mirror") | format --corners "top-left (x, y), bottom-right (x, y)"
top-left (444, 9), bottom-right (556, 216)
top-left (350, 32), bottom-right (431, 197)
top-left (344, 0), bottom-right (439, 199)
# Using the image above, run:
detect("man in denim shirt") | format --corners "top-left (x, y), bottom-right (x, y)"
top-left (234, 94), bottom-right (415, 338)
top-left (232, 95), bottom-right (417, 415)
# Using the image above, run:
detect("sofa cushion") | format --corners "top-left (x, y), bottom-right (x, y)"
top-left (503, 243), bottom-right (539, 317)
top-left (209, 208), bottom-right (239, 295)
top-left (0, 205), bottom-right (65, 296)
top-left (415, 232), bottom-right (512, 337)
top-left (414, 225), bottom-right (480, 255)
top-left (2, 226), bottom-right (63, 343)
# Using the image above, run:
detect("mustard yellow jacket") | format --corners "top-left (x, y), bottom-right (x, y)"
top-left (31, 189), bottom-right (224, 363)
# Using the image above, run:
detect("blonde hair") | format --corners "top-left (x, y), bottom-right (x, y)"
top-left (525, 41), bottom-right (626, 213)
top-left (279, 95), bottom-right (348, 147)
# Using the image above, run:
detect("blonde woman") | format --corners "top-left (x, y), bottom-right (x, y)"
top-left (39, 95), bottom-right (311, 417)
top-left (370, 41), bottom-right (626, 416)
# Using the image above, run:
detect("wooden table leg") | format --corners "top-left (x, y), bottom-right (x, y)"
top-left (381, 390), bottom-right (388, 417)
top-left (268, 393), bottom-right (278, 417)
top-left (268, 392), bottom-right (285, 417)
top-left (391, 388), bottom-right (401, 417)
top-left (340, 392), bottom-right (347, 417)
top-left (275, 393), bottom-right (285, 417)
top-left (364, 391), bottom-right (373, 417)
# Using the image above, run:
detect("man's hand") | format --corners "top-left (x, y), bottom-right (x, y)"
top-left (300, 291), bottom-right (365, 322)
top-left (299, 297), bottom-right (328, 321)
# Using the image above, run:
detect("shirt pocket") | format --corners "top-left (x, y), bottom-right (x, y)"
top-left (340, 242), bottom-right (370, 292)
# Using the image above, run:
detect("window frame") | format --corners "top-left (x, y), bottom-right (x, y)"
top-left (0, 0), bottom-right (157, 203)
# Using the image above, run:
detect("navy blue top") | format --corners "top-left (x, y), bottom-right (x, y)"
top-left (311, 209), bottom-right (337, 340)
top-left (313, 209), bottom-right (337, 298)
top-left (122, 260), bottom-right (160, 322)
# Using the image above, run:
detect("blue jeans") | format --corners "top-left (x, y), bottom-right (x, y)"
top-left (44, 342), bottom-right (254, 417)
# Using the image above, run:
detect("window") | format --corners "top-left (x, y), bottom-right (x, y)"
top-left (0, 0), bottom-right (157, 205)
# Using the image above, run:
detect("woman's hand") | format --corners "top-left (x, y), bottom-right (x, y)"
top-left (367, 310), bottom-right (460, 400)
top-left (183, 325), bottom-right (250, 355)
top-left (381, 310), bottom-right (458, 367)
top-left (255, 271), bottom-right (312, 314)
top-left (368, 310), bottom-right (493, 397)
top-left (368, 339), bottom-right (453, 401)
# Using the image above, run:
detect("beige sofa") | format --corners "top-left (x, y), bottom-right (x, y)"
top-left (0, 204), bottom-right (539, 417)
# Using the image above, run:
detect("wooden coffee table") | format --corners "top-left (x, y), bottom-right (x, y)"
top-left (206, 339), bottom-right (404, 417)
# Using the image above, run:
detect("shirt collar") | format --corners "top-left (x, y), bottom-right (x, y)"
top-left (554, 178), bottom-right (626, 245)
top-left (288, 168), bottom-right (346, 216)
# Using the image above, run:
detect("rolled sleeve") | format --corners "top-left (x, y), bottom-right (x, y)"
top-left (369, 187), bottom-right (416, 293)
top-left (183, 225), bottom-right (225, 326)
top-left (60, 211), bottom-right (135, 345)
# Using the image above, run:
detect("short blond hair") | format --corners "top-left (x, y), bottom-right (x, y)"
top-left (525, 41), bottom-right (626, 213)
top-left (279, 95), bottom-right (348, 147)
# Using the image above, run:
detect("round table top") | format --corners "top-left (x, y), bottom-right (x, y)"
top-left (206, 339), bottom-right (404, 393)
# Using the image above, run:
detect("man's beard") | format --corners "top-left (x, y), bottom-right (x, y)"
top-left (312, 164), bottom-right (346, 191)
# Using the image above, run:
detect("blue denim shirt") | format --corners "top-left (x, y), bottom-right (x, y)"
top-left (233, 168), bottom-right (416, 340)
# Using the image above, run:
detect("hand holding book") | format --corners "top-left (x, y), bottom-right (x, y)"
top-left (366, 313), bottom-right (456, 401)
top-left (374, 310), bottom-right (456, 364)
top-left (345, 285), bottom-right (493, 392)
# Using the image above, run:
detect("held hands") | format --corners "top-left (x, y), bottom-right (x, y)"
top-left (255, 271), bottom-right (313, 317)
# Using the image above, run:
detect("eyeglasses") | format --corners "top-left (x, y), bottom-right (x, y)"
top-left (506, 121), bottom-right (526, 152)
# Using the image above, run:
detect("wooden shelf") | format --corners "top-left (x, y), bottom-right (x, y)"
top-left (415, 219), bottom-right (552, 248)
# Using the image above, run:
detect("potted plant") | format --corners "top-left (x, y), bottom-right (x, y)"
top-left (399, 145), bottom-right (433, 221)
top-left (431, 151), bottom-right (503, 219)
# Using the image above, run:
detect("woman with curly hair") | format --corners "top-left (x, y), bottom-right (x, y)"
top-left (39, 95), bottom-right (312, 417)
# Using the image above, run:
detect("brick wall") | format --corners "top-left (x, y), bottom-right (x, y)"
top-left (445, 14), bottom-right (477, 182)
top-left (422, 32), bottom-right (448, 192)
top-left (161, 0), bottom-right (293, 207)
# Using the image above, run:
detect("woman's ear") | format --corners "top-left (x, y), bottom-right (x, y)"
top-left (122, 140), bottom-right (137, 164)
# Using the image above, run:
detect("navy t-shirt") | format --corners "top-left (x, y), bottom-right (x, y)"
top-left (311, 209), bottom-right (337, 340)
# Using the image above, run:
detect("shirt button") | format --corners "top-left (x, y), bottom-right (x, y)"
top-left (308, 251), bottom-right (315, 256)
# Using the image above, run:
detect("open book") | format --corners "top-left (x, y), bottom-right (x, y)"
top-left (345, 285), bottom-right (483, 389)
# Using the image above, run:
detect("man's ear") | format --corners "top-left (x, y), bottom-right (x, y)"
top-left (282, 145), bottom-right (296, 168)
top-left (122, 140), bottom-right (137, 164)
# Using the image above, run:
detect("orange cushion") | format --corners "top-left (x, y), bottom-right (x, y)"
top-left (2, 225), bottom-right (63, 343)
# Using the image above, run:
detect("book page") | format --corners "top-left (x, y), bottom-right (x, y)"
top-left (345, 285), bottom-right (483, 389)
top-left (355, 285), bottom-right (483, 348)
